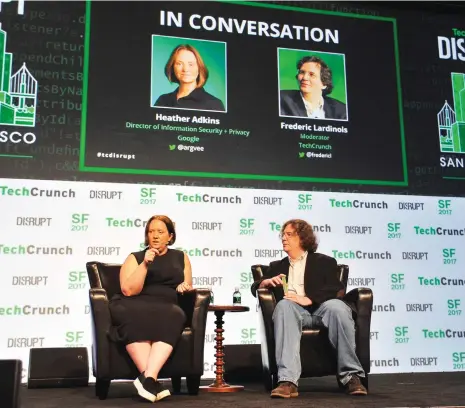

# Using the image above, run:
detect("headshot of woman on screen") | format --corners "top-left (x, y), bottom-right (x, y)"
top-left (154, 44), bottom-right (225, 112)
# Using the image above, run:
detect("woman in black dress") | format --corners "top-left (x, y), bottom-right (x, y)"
top-left (109, 215), bottom-right (193, 403)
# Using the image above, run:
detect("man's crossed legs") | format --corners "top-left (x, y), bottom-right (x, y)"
top-left (271, 298), bottom-right (367, 397)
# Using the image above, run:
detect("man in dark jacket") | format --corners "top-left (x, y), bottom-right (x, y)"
top-left (251, 219), bottom-right (366, 397)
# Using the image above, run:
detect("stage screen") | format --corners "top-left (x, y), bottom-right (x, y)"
top-left (80, 1), bottom-right (407, 186)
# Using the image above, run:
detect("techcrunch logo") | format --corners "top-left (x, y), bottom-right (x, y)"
top-left (414, 226), bottom-right (465, 236)
top-left (370, 358), bottom-right (399, 368)
top-left (176, 193), bottom-right (241, 204)
top-left (372, 303), bottom-right (395, 312)
top-left (418, 277), bottom-right (465, 286)
top-left (0, 186), bottom-right (75, 198)
top-left (422, 329), bottom-right (465, 339)
top-left (332, 250), bottom-right (392, 260)
top-left (176, 247), bottom-right (242, 257)
top-left (106, 218), bottom-right (147, 228)
top-left (270, 222), bottom-right (331, 233)
top-left (0, 305), bottom-right (70, 316)
top-left (0, 245), bottom-right (72, 255)
top-left (329, 198), bottom-right (388, 209)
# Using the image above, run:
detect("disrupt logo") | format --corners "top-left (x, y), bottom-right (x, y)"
top-left (410, 357), bottom-right (438, 367)
top-left (16, 217), bottom-right (51, 227)
top-left (345, 225), bottom-right (372, 235)
top-left (72, 214), bottom-right (89, 232)
top-left (387, 223), bottom-right (401, 239)
top-left (8, 337), bottom-right (44, 348)
top-left (332, 250), bottom-right (392, 260)
top-left (448, 299), bottom-right (462, 316)
top-left (390, 273), bottom-right (405, 290)
top-left (402, 252), bottom-right (428, 261)
top-left (253, 196), bottom-right (282, 206)
top-left (370, 358), bottom-right (399, 368)
top-left (418, 276), bottom-right (465, 286)
top-left (12, 276), bottom-right (47, 286)
top-left (372, 303), bottom-right (395, 312)
top-left (89, 190), bottom-right (123, 200)
top-left (370, 331), bottom-right (379, 340)
top-left (254, 249), bottom-right (286, 259)
top-left (87, 246), bottom-right (120, 256)
top-left (140, 187), bottom-right (156, 205)
top-left (438, 31), bottom-right (465, 61)
top-left (0, 244), bottom-right (72, 255)
top-left (406, 303), bottom-right (433, 312)
top-left (192, 276), bottom-right (223, 286)
top-left (176, 247), bottom-right (242, 257)
top-left (398, 202), bottom-right (424, 211)
top-left (192, 221), bottom-right (222, 231)
top-left (414, 226), bottom-right (464, 236)
top-left (106, 217), bottom-right (147, 228)
top-left (423, 329), bottom-right (465, 339)
top-left (443, 248), bottom-right (457, 265)
top-left (329, 198), bottom-right (388, 209)
top-left (176, 193), bottom-right (241, 204)
top-left (0, 305), bottom-right (69, 316)
top-left (204, 333), bottom-right (215, 343)
top-left (240, 218), bottom-right (255, 236)
top-left (452, 352), bottom-right (465, 370)
top-left (0, 186), bottom-right (75, 198)
top-left (348, 277), bottom-right (375, 286)
top-left (241, 328), bottom-right (257, 344)
top-left (394, 326), bottom-right (409, 344)
top-left (298, 194), bottom-right (312, 210)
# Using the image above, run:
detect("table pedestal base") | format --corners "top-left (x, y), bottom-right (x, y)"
top-left (200, 383), bottom-right (244, 393)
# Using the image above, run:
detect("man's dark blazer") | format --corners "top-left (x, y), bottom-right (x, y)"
top-left (251, 252), bottom-right (354, 314)
top-left (280, 90), bottom-right (347, 120)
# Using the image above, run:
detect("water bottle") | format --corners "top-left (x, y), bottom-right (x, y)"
top-left (233, 287), bottom-right (241, 305)
top-left (209, 287), bottom-right (214, 305)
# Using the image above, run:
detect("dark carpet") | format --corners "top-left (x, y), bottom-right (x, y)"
top-left (22, 372), bottom-right (465, 408)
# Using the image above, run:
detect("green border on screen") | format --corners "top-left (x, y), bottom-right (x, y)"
top-left (79, 0), bottom-right (408, 187)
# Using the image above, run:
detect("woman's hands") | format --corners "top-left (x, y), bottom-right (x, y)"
top-left (144, 248), bottom-right (159, 265)
top-left (176, 281), bottom-right (193, 293)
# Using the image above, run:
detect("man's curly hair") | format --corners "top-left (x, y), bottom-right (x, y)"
top-left (281, 219), bottom-right (319, 253)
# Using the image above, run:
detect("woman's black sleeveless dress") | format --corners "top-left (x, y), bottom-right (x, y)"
top-left (108, 248), bottom-right (186, 347)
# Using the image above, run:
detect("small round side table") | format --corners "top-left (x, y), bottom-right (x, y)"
top-left (200, 304), bottom-right (250, 393)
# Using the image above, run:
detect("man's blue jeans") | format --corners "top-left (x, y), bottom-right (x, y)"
top-left (272, 298), bottom-right (365, 386)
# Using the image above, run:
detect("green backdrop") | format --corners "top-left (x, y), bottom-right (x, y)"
top-left (151, 35), bottom-right (227, 110)
top-left (278, 48), bottom-right (347, 104)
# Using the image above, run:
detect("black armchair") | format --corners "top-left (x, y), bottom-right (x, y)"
top-left (86, 261), bottom-right (210, 400)
top-left (251, 264), bottom-right (373, 391)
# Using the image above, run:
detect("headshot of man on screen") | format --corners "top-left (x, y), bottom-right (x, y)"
top-left (280, 56), bottom-right (347, 120)
top-left (153, 44), bottom-right (225, 112)
top-left (251, 219), bottom-right (367, 398)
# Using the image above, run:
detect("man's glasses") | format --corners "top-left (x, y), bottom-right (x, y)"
top-left (279, 231), bottom-right (297, 239)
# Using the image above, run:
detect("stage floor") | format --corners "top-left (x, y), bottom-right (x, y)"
top-left (22, 372), bottom-right (465, 408)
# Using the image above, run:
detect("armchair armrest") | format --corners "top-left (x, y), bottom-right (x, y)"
top-left (343, 287), bottom-right (373, 372)
top-left (343, 287), bottom-right (373, 318)
top-left (89, 288), bottom-right (112, 378)
top-left (177, 288), bottom-right (211, 373)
